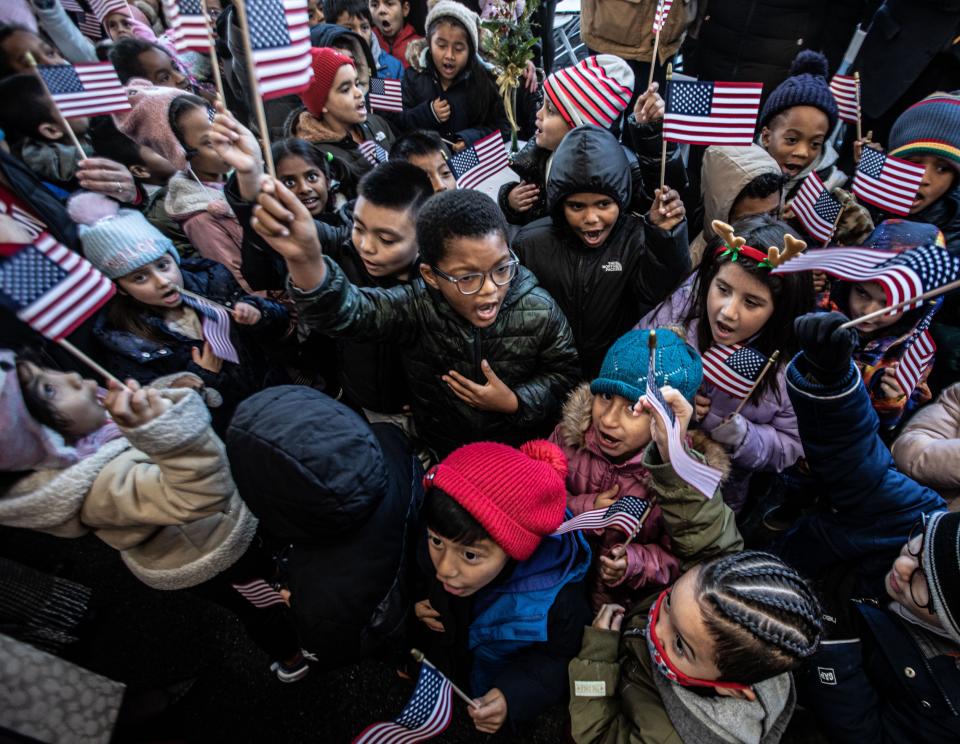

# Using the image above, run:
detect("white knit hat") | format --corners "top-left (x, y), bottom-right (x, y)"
top-left (426, 0), bottom-right (480, 54)
top-left (543, 54), bottom-right (635, 129)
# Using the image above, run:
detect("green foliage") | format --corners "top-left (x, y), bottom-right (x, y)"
top-left (480, 0), bottom-right (541, 79)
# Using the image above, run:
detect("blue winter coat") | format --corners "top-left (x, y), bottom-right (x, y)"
top-left (376, 49), bottom-right (404, 80)
top-left (773, 356), bottom-right (945, 599)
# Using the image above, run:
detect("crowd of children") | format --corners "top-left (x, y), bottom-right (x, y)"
top-left (1, 0), bottom-right (959, 741)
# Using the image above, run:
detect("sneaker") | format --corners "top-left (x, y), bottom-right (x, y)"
top-left (270, 654), bottom-right (309, 683)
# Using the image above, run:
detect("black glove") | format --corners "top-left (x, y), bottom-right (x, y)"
top-left (794, 312), bottom-right (859, 382)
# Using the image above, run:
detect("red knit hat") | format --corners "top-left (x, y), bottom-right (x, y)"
top-left (423, 440), bottom-right (568, 560)
top-left (299, 47), bottom-right (354, 117)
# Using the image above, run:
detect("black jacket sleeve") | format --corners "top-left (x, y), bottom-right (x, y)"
top-left (622, 115), bottom-right (689, 204)
top-left (632, 216), bottom-right (691, 315)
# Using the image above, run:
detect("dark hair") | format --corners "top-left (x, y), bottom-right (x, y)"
top-left (323, 0), bottom-right (372, 25)
top-left (167, 93), bottom-right (211, 157)
top-left (106, 291), bottom-right (166, 343)
top-left (389, 129), bottom-right (446, 161)
top-left (696, 551), bottom-right (822, 684)
top-left (108, 38), bottom-right (170, 83)
top-left (0, 74), bottom-right (56, 143)
top-left (733, 172), bottom-right (785, 206)
top-left (416, 189), bottom-right (507, 265)
top-left (14, 350), bottom-right (72, 432)
top-left (0, 24), bottom-right (34, 79)
top-left (424, 487), bottom-right (491, 545)
top-left (88, 116), bottom-right (145, 168)
top-left (357, 160), bottom-right (432, 213)
top-left (272, 137), bottom-right (330, 180)
top-left (686, 214), bottom-right (814, 403)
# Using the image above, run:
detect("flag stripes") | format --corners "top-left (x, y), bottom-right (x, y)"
top-left (663, 80), bottom-right (763, 146)
top-left (448, 131), bottom-right (509, 190)
top-left (853, 148), bottom-right (925, 216)
top-left (37, 62), bottom-right (131, 118)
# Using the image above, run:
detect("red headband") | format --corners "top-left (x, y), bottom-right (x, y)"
top-left (714, 242), bottom-right (772, 267)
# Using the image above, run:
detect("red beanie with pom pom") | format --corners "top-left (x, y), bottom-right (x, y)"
top-left (423, 440), bottom-right (568, 560)
top-left (300, 47), bottom-right (354, 116)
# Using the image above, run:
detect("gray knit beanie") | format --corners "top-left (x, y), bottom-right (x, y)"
top-left (426, 0), bottom-right (479, 54)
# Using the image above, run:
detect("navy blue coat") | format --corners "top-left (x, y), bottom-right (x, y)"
top-left (773, 356), bottom-right (945, 599)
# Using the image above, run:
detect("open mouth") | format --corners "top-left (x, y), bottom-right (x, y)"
top-left (782, 162), bottom-right (803, 176)
top-left (161, 288), bottom-right (182, 305)
top-left (442, 582), bottom-right (466, 596)
top-left (441, 63), bottom-right (457, 76)
top-left (380, 19), bottom-right (392, 33)
top-left (579, 228), bottom-right (606, 246)
top-left (301, 195), bottom-right (320, 209)
top-left (713, 319), bottom-right (736, 341)
top-left (596, 429), bottom-right (621, 449)
top-left (475, 301), bottom-right (499, 323)
top-left (887, 571), bottom-right (901, 596)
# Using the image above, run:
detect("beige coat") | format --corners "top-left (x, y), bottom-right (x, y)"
top-left (580, 0), bottom-right (699, 64)
top-left (892, 382), bottom-right (960, 503)
top-left (0, 389), bottom-right (257, 590)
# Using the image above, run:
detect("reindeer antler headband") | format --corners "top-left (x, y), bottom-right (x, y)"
top-left (711, 220), bottom-right (807, 270)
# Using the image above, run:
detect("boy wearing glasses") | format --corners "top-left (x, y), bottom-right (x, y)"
top-left (251, 182), bottom-right (580, 458)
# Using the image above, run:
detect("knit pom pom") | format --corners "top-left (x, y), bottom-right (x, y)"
top-left (67, 191), bottom-right (120, 227)
top-left (789, 50), bottom-right (828, 79)
top-left (520, 440), bottom-right (568, 480)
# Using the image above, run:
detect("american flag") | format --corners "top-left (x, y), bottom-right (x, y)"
top-left (37, 62), bottom-right (131, 118)
top-left (0, 233), bottom-right (115, 341)
top-left (663, 80), bottom-right (763, 146)
top-left (702, 344), bottom-right (768, 399)
top-left (352, 662), bottom-right (453, 744)
top-left (791, 171), bottom-right (843, 243)
top-left (853, 147), bottom-right (926, 216)
top-left (771, 243), bottom-right (960, 312)
top-left (448, 131), bottom-right (509, 189)
top-left (88, 0), bottom-right (129, 22)
top-left (180, 292), bottom-right (240, 363)
top-left (643, 345), bottom-right (723, 500)
top-left (358, 139), bottom-right (389, 166)
top-left (60, 0), bottom-right (84, 10)
top-left (76, 12), bottom-right (105, 40)
top-left (231, 579), bottom-right (287, 608)
top-left (369, 77), bottom-right (403, 113)
top-left (552, 496), bottom-right (650, 537)
top-left (161, 0), bottom-right (210, 54)
top-left (652, 0), bottom-right (673, 33)
top-left (243, 0), bottom-right (313, 100)
top-left (894, 310), bottom-right (936, 398)
top-left (829, 73), bottom-right (859, 125)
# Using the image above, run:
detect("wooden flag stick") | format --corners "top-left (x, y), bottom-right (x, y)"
top-left (25, 53), bottom-right (88, 160)
top-left (410, 649), bottom-right (480, 709)
top-left (659, 64), bottom-right (672, 192)
top-left (199, 0), bottom-right (227, 103)
top-left (840, 278), bottom-right (960, 329)
top-left (620, 495), bottom-right (658, 549)
top-left (821, 203), bottom-right (846, 248)
top-left (58, 339), bottom-right (122, 385)
top-left (853, 71), bottom-right (862, 143)
top-left (233, 0), bottom-right (276, 177)
top-left (648, 29), bottom-right (662, 92)
top-left (732, 350), bottom-right (779, 416)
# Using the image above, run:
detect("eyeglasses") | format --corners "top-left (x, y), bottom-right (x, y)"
top-left (430, 252), bottom-right (519, 295)
top-left (905, 515), bottom-right (935, 614)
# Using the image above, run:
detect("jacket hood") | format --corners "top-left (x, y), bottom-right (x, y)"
top-left (309, 24), bottom-right (375, 82)
top-left (225, 386), bottom-right (389, 543)
top-left (546, 125), bottom-right (631, 217)
top-left (163, 172), bottom-right (235, 219)
top-left (699, 145), bottom-right (782, 243)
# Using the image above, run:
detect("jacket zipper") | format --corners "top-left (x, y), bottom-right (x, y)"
top-left (473, 327), bottom-right (483, 382)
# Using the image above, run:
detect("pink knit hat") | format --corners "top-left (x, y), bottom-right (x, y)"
top-left (423, 440), bottom-right (568, 560)
top-left (114, 81), bottom-right (189, 171)
top-left (543, 54), bottom-right (635, 129)
top-left (299, 48), bottom-right (355, 117)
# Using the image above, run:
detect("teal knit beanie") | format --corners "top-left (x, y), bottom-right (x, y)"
top-left (591, 329), bottom-right (702, 404)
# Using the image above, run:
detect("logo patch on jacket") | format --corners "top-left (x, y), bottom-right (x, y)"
top-left (601, 261), bottom-right (623, 272)
top-left (817, 667), bottom-right (837, 685)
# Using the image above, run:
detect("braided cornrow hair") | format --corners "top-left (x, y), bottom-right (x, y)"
top-left (696, 551), bottom-right (823, 684)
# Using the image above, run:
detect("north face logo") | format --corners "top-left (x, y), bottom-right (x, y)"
top-left (818, 667), bottom-right (837, 685)
top-left (601, 261), bottom-right (623, 272)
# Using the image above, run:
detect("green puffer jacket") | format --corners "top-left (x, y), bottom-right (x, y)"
top-left (290, 257), bottom-right (581, 457)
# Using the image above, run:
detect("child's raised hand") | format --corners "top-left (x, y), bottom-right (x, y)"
top-left (104, 378), bottom-right (171, 428)
top-left (592, 603), bottom-right (626, 632)
top-left (507, 181), bottom-right (540, 213)
top-left (644, 385), bottom-right (694, 463)
top-left (879, 365), bottom-right (906, 401)
top-left (649, 187), bottom-right (685, 231)
top-left (694, 391), bottom-right (711, 421)
top-left (432, 97), bottom-right (451, 122)
top-left (711, 413), bottom-right (748, 449)
top-left (209, 101), bottom-right (264, 199)
top-left (76, 157), bottom-right (137, 204)
top-left (191, 341), bottom-right (223, 374)
top-left (469, 688), bottom-right (507, 734)
top-left (853, 132), bottom-right (881, 166)
top-left (634, 81), bottom-right (665, 124)
top-left (522, 59), bottom-right (538, 93)
top-left (593, 484), bottom-right (619, 510)
top-left (232, 301), bottom-right (262, 325)
top-left (599, 544), bottom-right (628, 586)
top-left (442, 359), bottom-right (519, 414)
top-left (812, 270), bottom-right (828, 292)
top-left (413, 598), bottom-right (445, 633)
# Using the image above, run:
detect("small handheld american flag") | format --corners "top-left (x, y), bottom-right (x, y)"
top-left (231, 579), bottom-right (287, 608)
top-left (0, 233), bottom-right (115, 341)
top-left (358, 139), bottom-right (389, 166)
top-left (448, 131), bottom-right (509, 190)
top-left (701, 344), bottom-right (769, 399)
top-left (36, 62), bottom-right (131, 118)
top-left (791, 171), bottom-right (843, 244)
top-left (853, 148), bottom-right (926, 216)
top-left (242, 0), bottom-right (313, 100)
top-left (88, 0), bottom-right (130, 23)
top-left (663, 79), bottom-right (763, 147)
top-left (828, 73), bottom-right (860, 125)
top-left (352, 661), bottom-right (453, 744)
top-left (894, 304), bottom-right (937, 399)
top-left (771, 242), bottom-right (960, 313)
top-left (652, 0), bottom-right (673, 33)
top-left (552, 495), bottom-right (650, 537)
top-left (369, 77), bottom-right (403, 113)
top-left (180, 292), bottom-right (240, 364)
top-left (161, 0), bottom-right (211, 54)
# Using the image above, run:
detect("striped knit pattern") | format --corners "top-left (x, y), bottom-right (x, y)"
top-left (543, 55), bottom-right (634, 129)
top-left (889, 93), bottom-right (960, 172)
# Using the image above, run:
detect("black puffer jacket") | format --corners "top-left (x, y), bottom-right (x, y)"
top-left (226, 387), bottom-right (423, 669)
top-left (290, 261), bottom-right (581, 457)
top-left (513, 126), bottom-right (691, 378)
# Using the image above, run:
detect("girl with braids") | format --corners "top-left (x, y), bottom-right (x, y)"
top-left (569, 366), bottom-right (822, 744)
top-left (639, 214), bottom-right (815, 513)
